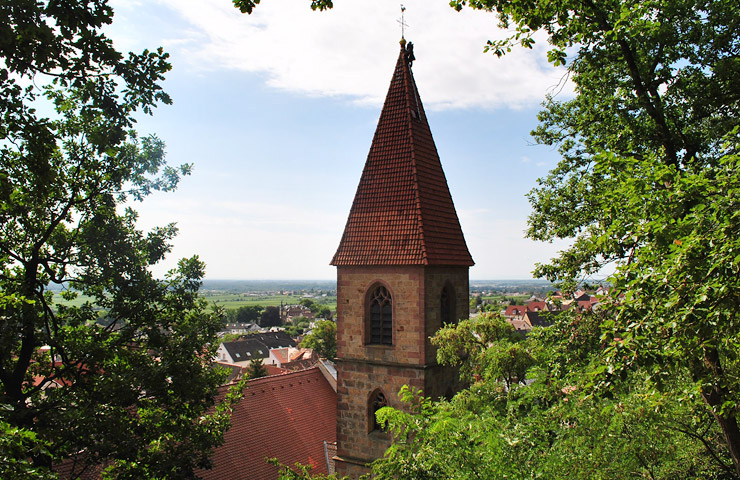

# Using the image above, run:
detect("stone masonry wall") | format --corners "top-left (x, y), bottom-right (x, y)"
top-left (334, 265), bottom-right (470, 478)
top-left (336, 266), bottom-right (427, 365)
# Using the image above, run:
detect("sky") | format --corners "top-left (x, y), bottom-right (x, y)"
top-left (106, 0), bottom-right (574, 280)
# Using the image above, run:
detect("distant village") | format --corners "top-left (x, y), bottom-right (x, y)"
top-left (476, 285), bottom-right (607, 333)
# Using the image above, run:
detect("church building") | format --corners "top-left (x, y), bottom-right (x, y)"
top-left (331, 39), bottom-right (475, 478)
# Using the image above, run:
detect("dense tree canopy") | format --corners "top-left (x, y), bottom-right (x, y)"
top-left (470, 0), bottom-right (740, 473)
top-left (259, 306), bottom-right (282, 327)
top-left (1, 1), bottom-right (236, 478)
top-left (223, 304), bottom-right (263, 324)
top-left (372, 313), bottom-right (734, 479)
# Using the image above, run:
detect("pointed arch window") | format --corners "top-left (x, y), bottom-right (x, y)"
top-left (368, 285), bottom-right (393, 345)
top-left (368, 389), bottom-right (388, 432)
top-left (441, 284), bottom-right (456, 327)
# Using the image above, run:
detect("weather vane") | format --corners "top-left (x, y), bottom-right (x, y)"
top-left (397, 5), bottom-right (408, 39)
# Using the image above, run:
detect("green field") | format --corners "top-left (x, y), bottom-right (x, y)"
top-left (202, 292), bottom-right (337, 312)
top-left (55, 291), bottom-right (338, 313)
top-left (479, 294), bottom-right (531, 305)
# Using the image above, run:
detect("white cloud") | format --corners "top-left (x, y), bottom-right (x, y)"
top-left (114, 0), bottom-right (572, 110)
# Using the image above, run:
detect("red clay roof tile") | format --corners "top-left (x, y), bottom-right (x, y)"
top-left (196, 367), bottom-right (336, 480)
top-left (331, 44), bottom-right (474, 267)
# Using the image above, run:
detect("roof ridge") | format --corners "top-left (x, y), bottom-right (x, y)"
top-left (217, 365), bottom-right (322, 391)
top-left (246, 365), bottom-right (321, 386)
top-left (400, 48), bottom-right (429, 265)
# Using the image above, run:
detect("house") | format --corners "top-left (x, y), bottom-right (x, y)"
top-left (216, 338), bottom-right (270, 366)
top-left (523, 310), bottom-right (556, 329)
top-left (215, 332), bottom-right (298, 366)
top-left (268, 347), bottom-right (319, 370)
top-left (282, 305), bottom-right (314, 322)
top-left (221, 322), bottom-right (260, 335)
top-left (195, 366), bottom-right (337, 480)
top-left (526, 300), bottom-right (549, 312)
top-left (249, 331), bottom-right (297, 350)
top-left (503, 301), bottom-right (550, 328)
top-left (503, 305), bottom-right (527, 317)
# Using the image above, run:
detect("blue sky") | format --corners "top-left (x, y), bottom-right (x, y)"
top-left (108, 0), bottom-right (573, 280)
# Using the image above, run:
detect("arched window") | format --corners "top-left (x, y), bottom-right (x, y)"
top-left (368, 389), bottom-right (388, 432)
top-left (368, 285), bottom-right (392, 345)
top-left (440, 284), bottom-right (456, 326)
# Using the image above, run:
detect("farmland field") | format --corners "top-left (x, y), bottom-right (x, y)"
top-left (202, 292), bottom-right (337, 312)
top-left (52, 280), bottom-right (338, 313)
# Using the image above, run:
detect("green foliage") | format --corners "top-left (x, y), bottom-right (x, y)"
top-left (247, 356), bottom-right (268, 380)
top-left (433, 313), bottom-right (525, 384)
top-left (0, 418), bottom-right (57, 480)
top-left (0, 1), bottom-right (235, 476)
top-left (233, 0), bottom-right (333, 15)
top-left (234, 304), bottom-right (263, 323)
top-left (300, 320), bottom-right (337, 359)
top-left (285, 316), bottom-right (312, 336)
top-left (259, 306), bottom-right (282, 327)
top-left (316, 305), bottom-right (333, 320)
top-left (268, 457), bottom-right (347, 480)
top-left (451, 0), bottom-right (740, 474)
top-left (371, 314), bottom-right (734, 479)
top-left (299, 298), bottom-right (317, 310)
top-left (220, 333), bottom-right (243, 343)
top-left (298, 298), bottom-right (333, 319)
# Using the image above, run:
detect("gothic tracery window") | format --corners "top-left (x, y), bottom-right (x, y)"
top-left (368, 285), bottom-right (393, 345)
top-left (369, 390), bottom-right (388, 432)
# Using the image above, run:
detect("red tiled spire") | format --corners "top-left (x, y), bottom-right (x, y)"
top-left (331, 42), bottom-right (474, 266)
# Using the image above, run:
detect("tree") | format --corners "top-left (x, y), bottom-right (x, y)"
top-left (259, 306), bottom-right (282, 327)
top-left (445, 0), bottom-right (740, 474)
top-left (316, 305), bottom-right (333, 320)
top-left (299, 298), bottom-right (317, 311)
top-left (300, 320), bottom-right (337, 359)
top-left (246, 356), bottom-right (268, 380)
top-left (1, 2), bottom-right (236, 477)
top-left (235, 304), bottom-right (263, 323)
top-left (285, 316), bottom-right (311, 336)
top-left (371, 313), bottom-right (733, 479)
top-left (0, 420), bottom-right (56, 480)
top-left (268, 458), bottom-right (347, 480)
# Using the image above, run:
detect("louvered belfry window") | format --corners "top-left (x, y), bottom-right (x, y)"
top-left (369, 285), bottom-right (393, 345)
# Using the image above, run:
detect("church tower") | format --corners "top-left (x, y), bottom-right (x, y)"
top-left (331, 40), bottom-right (474, 478)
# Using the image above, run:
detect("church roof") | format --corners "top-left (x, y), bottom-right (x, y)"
top-left (331, 42), bottom-right (474, 267)
top-left (196, 367), bottom-right (337, 480)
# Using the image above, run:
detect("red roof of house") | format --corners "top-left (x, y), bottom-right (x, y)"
top-left (526, 301), bottom-right (549, 312)
top-left (331, 43), bottom-right (474, 267)
top-left (504, 305), bottom-right (527, 316)
top-left (196, 366), bottom-right (337, 480)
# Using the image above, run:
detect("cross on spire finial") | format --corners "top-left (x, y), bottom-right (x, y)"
top-left (397, 5), bottom-right (408, 41)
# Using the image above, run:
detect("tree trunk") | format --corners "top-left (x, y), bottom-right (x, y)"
top-left (700, 348), bottom-right (740, 477)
